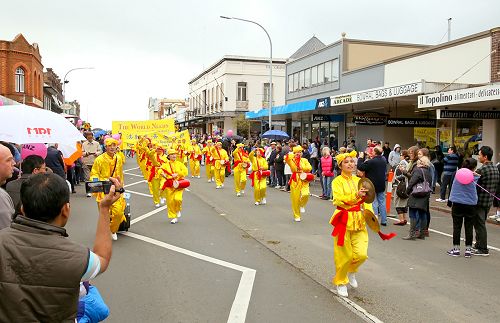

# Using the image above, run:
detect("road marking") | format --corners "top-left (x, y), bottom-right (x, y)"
top-left (328, 288), bottom-right (383, 323)
top-left (124, 166), bottom-right (140, 172)
top-left (126, 190), bottom-right (152, 198)
top-left (124, 180), bottom-right (146, 188)
top-left (123, 232), bottom-right (256, 323)
top-left (130, 206), bottom-right (167, 225)
top-left (124, 172), bottom-right (144, 178)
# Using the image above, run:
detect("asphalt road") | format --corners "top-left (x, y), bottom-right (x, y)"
top-left (66, 159), bottom-right (364, 323)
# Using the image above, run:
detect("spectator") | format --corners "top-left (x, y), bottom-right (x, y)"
top-left (266, 142), bottom-right (277, 186)
top-left (403, 156), bottom-right (432, 240)
top-left (447, 158), bottom-right (479, 258)
top-left (0, 174), bottom-right (121, 321)
top-left (357, 146), bottom-right (388, 225)
top-left (382, 142), bottom-right (391, 163)
top-left (274, 145), bottom-right (286, 189)
top-left (489, 160), bottom-right (500, 222)
top-left (6, 155), bottom-right (47, 215)
top-left (388, 144), bottom-right (401, 170)
top-left (45, 143), bottom-right (66, 179)
top-left (418, 148), bottom-right (435, 237)
top-left (0, 142), bottom-right (16, 230)
top-left (82, 132), bottom-right (103, 186)
top-left (436, 146), bottom-right (459, 202)
top-left (393, 149), bottom-right (411, 225)
top-left (348, 140), bottom-right (356, 151)
top-left (472, 146), bottom-right (500, 256)
top-left (309, 142), bottom-right (319, 174)
top-left (320, 147), bottom-right (334, 200)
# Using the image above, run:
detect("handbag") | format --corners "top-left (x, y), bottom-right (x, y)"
top-left (396, 178), bottom-right (409, 199)
top-left (411, 167), bottom-right (432, 198)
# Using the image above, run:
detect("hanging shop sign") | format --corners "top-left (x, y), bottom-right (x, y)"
top-left (352, 112), bottom-right (388, 125)
top-left (315, 97), bottom-right (331, 108)
top-left (386, 118), bottom-right (436, 127)
top-left (418, 83), bottom-right (500, 108)
top-left (437, 109), bottom-right (500, 119)
top-left (330, 82), bottom-right (422, 107)
top-left (312, 114), bottom-right (345, 122)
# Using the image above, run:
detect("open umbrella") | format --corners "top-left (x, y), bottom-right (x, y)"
top-left (261, 130), bottom-right (290, 140)
top-left (0, 104), bottom-right (85, 157)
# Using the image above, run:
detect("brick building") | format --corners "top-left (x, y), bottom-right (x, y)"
top-left (0, 34), bottom-right (44, 108)
top-left (43, 67), bottom-right (63, 113)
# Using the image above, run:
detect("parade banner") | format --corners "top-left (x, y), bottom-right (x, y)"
top-left (112, 119), bottom-right (175, 148)
top-left (161, 129), bottom-right (193, 151)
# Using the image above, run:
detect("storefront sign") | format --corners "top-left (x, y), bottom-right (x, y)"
top-left (418, 84), bottom-right (500, 108)
top-left (386, 118), bottom-right (436, 127)
top-left (353, 113), bottom-right (388, 125)
top-left (316, 97), bottom-right (331, 108)
top-left (438, 110), bottom-right (500, 119)
top-left (312, 114), bottom-right (345, 122)
top-left (330, 82), bottom-right (422, 107)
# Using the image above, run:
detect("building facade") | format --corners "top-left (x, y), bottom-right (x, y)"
top-left (43, 68), bottom-right (63, 113)
top-left (186, 56), bottom-right (286, 136)
top-left (0, 34), bottom-right (44, 108)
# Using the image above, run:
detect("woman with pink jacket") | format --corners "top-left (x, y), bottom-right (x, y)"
top-left (320, 147), bottom-right (335, 200)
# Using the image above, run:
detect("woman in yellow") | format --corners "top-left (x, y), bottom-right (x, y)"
top-left (188, 139), bottom-right (202, 178)
top-left (159, 149), bottom-right (188, 224)
top-left (202, 140), bottom-right (214, 183)
top-left (232, 143), bottom-right (249, 197)
top-left (147, 143), bottom-right (168, 207)
top-left (249, 148), bottom-right (269, 205)
top-left (90, 138), bottom-right (126, 240)
top-left (211, 141), bottom-right (229, 189)
top-left (285, 146), bottom-right (312, 222)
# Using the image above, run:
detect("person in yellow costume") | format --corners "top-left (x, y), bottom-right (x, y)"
top-left (90, 138), bottom-right (126, 241)
top-left (115, 144), bottom-right (126, 183)
top-left (202, 140), bottom-right (215, 183)
top-left (285, 145), bottom-right (312, 222)
top-left (136, 136), bottom-right (150, 180)
top-left (147, 143), bottom-right (168, 207)
top-left (211, 141), bottom-right (229, 189)
top-left (176, 139), bottom-right (188, 167)
top-left (249, 147), bottom-right (269, 205)
top-left (232, 143), bottom-right (249, 197)
top-left (188, 139), bottom-right (202, 178)
top-left (159, 149), bottom-right (188, 224)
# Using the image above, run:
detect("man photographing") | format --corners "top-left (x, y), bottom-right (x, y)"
top-left (0, 174), bottom-right (122, 321)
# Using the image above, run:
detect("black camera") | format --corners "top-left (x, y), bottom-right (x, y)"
top-left (85, 181), bottom-right (125, 194)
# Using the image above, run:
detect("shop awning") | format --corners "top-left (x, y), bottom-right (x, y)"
top-left (246, 99), bottom-right (317, 119)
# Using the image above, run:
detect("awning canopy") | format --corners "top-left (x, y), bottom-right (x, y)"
top-left (246, 99), bottom-right (316, 119)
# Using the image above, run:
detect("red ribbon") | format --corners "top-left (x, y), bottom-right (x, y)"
top-left (250, 171), bottom-right (262, 187)
top-left (330, 204), bottom-right (361, 246)
top-left (148, 166), bottom-right (156, 182)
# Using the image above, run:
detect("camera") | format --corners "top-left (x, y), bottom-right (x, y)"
top-left (85, 180), bottom-right (125, 194)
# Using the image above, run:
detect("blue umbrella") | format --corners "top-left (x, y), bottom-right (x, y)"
top-left (261, 130), bottom-right (290, 140)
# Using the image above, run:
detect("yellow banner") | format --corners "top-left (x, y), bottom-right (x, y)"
top-left (112, 119), bottom-right (176, 148)
top-left (161, 130), bottom-right (192, 151)
top-left (414, 128), bottom-right (436, 147)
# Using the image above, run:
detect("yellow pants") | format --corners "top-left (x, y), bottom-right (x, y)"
top-left (214, 167), bottom-right (225, 186)
top-left (290, 180), bottom-right (309, 219)
top-left (139, 160), bottom-right (148, 180)
top-left (190, 159), bottom-right (201, 177)
top-left (234, 166), bottom-right (247, 193)
top-left (98, 197), bottom-right (126, 233)
top-left (333, 229), bottom-right (369, 286)
top-left (253, 178), bottom-right (267, 203)
top-left (150, 178), bottom-right (167, 205)
top-left (164, 187), bottom-right (184, 219)
top-left (206, 164), bottom-right (214, 181)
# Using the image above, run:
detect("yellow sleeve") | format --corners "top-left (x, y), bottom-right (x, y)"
top-left (248, 150), bottom-right (256, 163)
top-left (176, 161), bottom-right (188, 178)
top-left (89, 156), bottom-right (102, 181)
top-left (261, 157), bottom-right (268, 171)
top-left (332, 177), bottom-right (361, 209)
top-left (301, 158), bottom-right (312, 173)
top-left (285, 153), bottom-right (298, 173)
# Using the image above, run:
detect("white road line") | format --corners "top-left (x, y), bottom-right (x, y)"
top-left (124, 180), bottom-right (146, 188)
top-left (126, 190), bottom-right (152, 198)
top-left (124, 173), bottom-right (144, 178)
top-left (123, 232), bottom-right (256, 323)
top-left (124, 166), bottom-right (140, 172)
top-left (129, 206), bottom-right (167, 225)
top-left (329, 288), bottom-right (383, 323)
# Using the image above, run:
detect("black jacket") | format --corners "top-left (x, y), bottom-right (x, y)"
top-left (45, 147), bottom-right (65, 179)
top-left (357, 155), bottom-right (387, 193)
top-left (406, 166), bottom-right (431, 211)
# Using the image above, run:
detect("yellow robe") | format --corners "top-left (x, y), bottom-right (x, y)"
top-left (202, 145), bottom-right (214, 181)
top-left (232, 148), bottom-right (249, 194)
top-left (249, 151), bottom-right (268, 203)
top-left (159, 159), bottom-right (188, 219)
top-left (89, 152), bottom-right (126, 233)
top-left (285, 153), bottom-right (312, 219)
top-left (330, 173), bottom-right (373, 286)
top-left (189, 144), bottom-right (202, 177)
top-left (147, 149), bottom-right (167, 205)
top-left (210, 147), bottom-right (229, 187)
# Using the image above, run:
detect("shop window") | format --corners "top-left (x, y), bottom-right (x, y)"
top-left (15, 67), bottom-right (25, 93)
top-left (454, 120), bottom-right (482, 158)
top-left (414, 128), bottom-right (437, 149)
top-left (329, 122), bottom-right (339, 150)
top-left (292, 121), bottom-right (301, 140)
top-left (237, 82), bottom-right (247, 101)
top-left (311, 122), bottom-right (320, 142)
top-left (436, 120), bottom-right (452, 152)
top-left (311, 66), bottom-right (318, 86)
top-left (324, 61), bottom-right (332, 83)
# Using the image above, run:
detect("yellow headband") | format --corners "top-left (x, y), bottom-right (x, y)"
top-left (104, 138), bottom-right (118, 146)
top-left (167, 148), bottom-right (177, 156)
top-left (292, 146), bottom-right (303, 153)
top-left (236, 143), bottom-right (245, 148)
top-left (335, 150), bottom-right (357, 165)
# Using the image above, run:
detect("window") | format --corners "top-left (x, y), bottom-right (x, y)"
top-left (216, 85), bottom-right (219, 107)
top-left (311, 66), bottom-right (318, 86)
top-left (220, 83), bottom-right (224, 105)
top-left (237, 82), bottom-right (247, 101)
top-left (317, 63), bottom-right (324, 84)
top-left (288, 74), bottom-right (293, 93)
top-left (304, 68), bottom-right (311, 88)
top-left (332, 58), bottom-right (340, 81)
top-left (299, 70), bottom-right (305, 89)
top-left (263, 83), bottom-right (274, 102)
top-left (15, 67), bottom-right (25, 93)
top-left (324, 61), bottom-right (332, 83)
top-left (293, 73), bottom-right (299, 91)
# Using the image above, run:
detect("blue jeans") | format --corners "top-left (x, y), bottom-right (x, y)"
top-left (322, 176), bottom-right (333, 198)
top-left (409, 208), bottom-right (427, 232)
top-left (372, 191), bottom-right (387, 224)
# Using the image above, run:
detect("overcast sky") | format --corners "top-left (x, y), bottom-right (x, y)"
top-left (2, 0), bottom-right (499, 128)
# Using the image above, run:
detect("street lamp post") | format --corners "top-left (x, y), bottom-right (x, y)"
top-left (220, 16), bottom-right (273, 130)
top-left (62, 67), bottom-right (94, 111)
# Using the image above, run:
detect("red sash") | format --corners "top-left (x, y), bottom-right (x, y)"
top-left (160, 162), bottom-right (175, 190)
top-left (288, 157), bottom-right (302, 185)
top-left (330, 203), bottom-right (365, 247)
